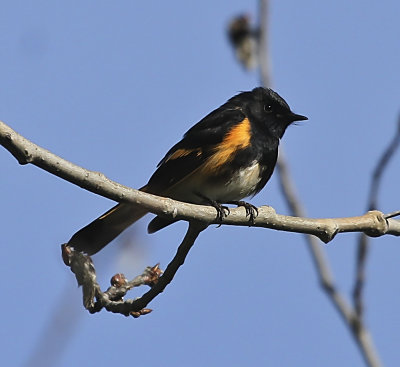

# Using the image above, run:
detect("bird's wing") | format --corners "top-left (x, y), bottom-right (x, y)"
top-left (145, 107), bottom-right (246, 194)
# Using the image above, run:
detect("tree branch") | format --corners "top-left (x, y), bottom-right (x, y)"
top-left (1, 121), bottom-right (399, 243)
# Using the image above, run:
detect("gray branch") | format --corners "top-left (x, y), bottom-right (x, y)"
top-left (1, 120), bottom-right (399, 243)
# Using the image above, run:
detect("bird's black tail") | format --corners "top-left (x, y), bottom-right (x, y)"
top-left (67, 202), bottom-right (148, 255)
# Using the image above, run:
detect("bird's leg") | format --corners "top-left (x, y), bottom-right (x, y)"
top-left (227, 200), bottom-right (259, 224)
top-left (210, 200), bottom-right (230, 223)
top-left (195, 193), bottom-right (230, 223)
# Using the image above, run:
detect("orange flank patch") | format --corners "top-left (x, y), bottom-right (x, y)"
top-left (203, 118), bottom-right (251, 173)
top-left (167, 148), bottom-right (202, 161)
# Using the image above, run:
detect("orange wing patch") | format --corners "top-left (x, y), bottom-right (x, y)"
top-left (158, 118), bottom-right (252, 196)
top-left (203, 118), bottom-right (251, 173)
top-left (166, 148), bottom-right (202, 161)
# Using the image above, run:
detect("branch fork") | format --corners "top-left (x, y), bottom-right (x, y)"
top-left (62, 244), bottom-right (161, 317)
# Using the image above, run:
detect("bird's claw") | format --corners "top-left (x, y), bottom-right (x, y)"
top-left (228, 200), bottom-right (258, 225)
top-left (213, 203), bottom-right (230, 226)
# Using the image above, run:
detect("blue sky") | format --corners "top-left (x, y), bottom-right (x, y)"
top-left (1, 1), bottom-right (400, 366)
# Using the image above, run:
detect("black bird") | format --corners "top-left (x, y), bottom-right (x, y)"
top-left (68, 87), bottom-right (307, 255)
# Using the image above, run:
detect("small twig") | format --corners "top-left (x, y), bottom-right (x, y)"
top-left (62, 244), bottom-right (161, 317)
top-left (128, 221), bottom-right (206, 312)
top-left (368, 114), bottom-right (400, 211)
top-left (384, 210), bottom-right (400, 220)
top-left (61, 222), bottom-right (205, 317)
top-left (353, 114), bottom-right (400, 317)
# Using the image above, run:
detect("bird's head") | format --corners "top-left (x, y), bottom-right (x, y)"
top-left (237, 87), bottom-right (308, 138)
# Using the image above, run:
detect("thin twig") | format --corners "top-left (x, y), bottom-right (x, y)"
top-left (353, 114), bottom-right (400, 317)
top-left (368, 114), bottom-right (400, 211)
top-left (128, 221), bottom-right (206, 311)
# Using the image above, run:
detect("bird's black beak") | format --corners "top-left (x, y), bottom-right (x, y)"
top-left (289, 112), bottom-right (308, 122)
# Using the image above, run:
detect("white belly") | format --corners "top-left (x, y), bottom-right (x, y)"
top-left (204, 160), bottom-right (263, 202)
top-left (165, 160), bottom-right (265, 204)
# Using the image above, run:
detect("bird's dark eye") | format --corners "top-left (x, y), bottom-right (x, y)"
top-left (264, 104), bottom-right (273, 113)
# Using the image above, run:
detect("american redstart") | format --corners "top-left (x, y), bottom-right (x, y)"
top-left (68, 87), bottom-right (307, 254)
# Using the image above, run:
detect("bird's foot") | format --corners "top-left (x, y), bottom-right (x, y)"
top-left (210, 201), bottom-right (230, 224)
top-left (227, 200), bottom-right (258, 225)
top-left (196, 193), bottom-right (230, 225)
